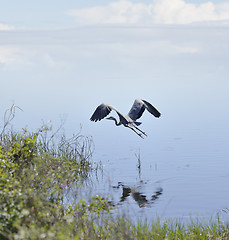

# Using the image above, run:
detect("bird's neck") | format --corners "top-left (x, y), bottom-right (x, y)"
top-left (112, 118), bottom-right (122, 126)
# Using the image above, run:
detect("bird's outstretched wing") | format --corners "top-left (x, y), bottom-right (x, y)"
top-left (90, 103), bottom-right (128, 124)
top-left (127, 99), bottom-right (161, 121)
top-left (90, 103), bottom-right (112, 122)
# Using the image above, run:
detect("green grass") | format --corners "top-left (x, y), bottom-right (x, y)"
top-left (0, 106), bottom-right (229, 239)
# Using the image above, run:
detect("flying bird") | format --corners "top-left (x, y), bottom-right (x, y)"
top-left (90, 99), bottom-right (161, 138)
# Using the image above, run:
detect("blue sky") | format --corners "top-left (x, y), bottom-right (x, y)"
top-left (0, 0), bottom-right (229, 144)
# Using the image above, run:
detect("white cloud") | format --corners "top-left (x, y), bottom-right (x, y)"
top-left (0, 22), bottom-right (227, 69)
top-left (0, 46), bottom-right (19, 65)
top-left (0, 23), bottom-right (14, 31)
top-left (153, 0), bottom-right (229, 24)
top-left (68, 1), bottom-right (152, 24)
top-left (0, 45), bottom-right (70, 69)
top-left (67, 0), bottom-right (229, 25)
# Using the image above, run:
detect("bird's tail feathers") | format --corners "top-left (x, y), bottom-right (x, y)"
top-left (134, 121), bottom-right (142, 126)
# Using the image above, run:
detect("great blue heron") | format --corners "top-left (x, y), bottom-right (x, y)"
top-left (90, 99), bottom-right (161, 138)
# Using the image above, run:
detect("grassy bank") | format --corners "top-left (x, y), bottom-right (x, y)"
top-left (0, 109), bottom-right (229, 239)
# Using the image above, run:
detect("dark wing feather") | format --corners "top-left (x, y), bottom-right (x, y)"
top-left (142, 100), bottom-right (161, 118)
top-left (90, 103), bottom-right (112, 122)
top-left (127, 99), bottom-right (146, 121)
top-left (128, 99), bottom-right (161, 121)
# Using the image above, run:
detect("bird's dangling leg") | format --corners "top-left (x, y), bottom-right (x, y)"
top-left (134, 126), bottom-right (147, 137)
top-left (126, 126), bottom-right (144, 139)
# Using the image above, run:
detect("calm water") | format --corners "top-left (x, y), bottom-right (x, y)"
top-left (66, 113), bottom-right (229, 222)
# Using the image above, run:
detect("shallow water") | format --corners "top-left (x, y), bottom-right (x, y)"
top-left (70, 125), bottom-right (229, 222)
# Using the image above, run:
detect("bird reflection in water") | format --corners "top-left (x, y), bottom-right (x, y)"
top-left (113, 182), bottom-right (163, 208)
